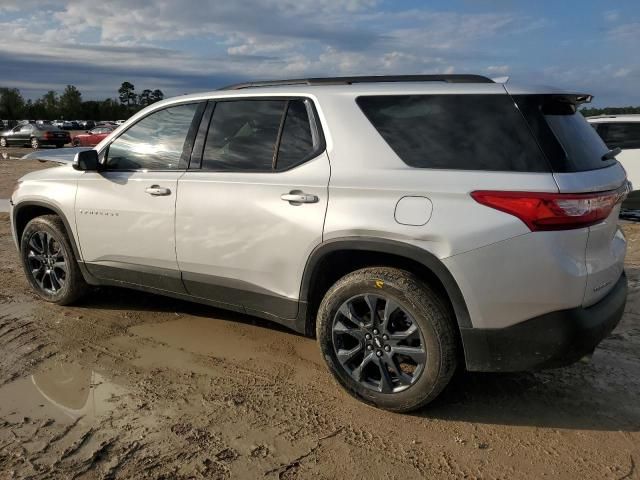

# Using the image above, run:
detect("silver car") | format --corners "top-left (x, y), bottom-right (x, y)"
top-left (0, 123), bottom-right (70, 149)
top-left (10, 75), bottom-right (629, 411)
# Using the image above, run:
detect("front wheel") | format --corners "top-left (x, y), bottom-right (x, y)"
top-left (30, 137), bottom-right (39, 149)
top-left (20, 215), bottom-right (89, 305)
top-left (317, 267), bottom-right (457, 412)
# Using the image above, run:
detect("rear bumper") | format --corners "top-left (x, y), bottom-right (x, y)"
top-left (460, 272), bottom-right (627, 372)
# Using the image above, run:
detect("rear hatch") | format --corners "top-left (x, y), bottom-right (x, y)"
top-left (510, 91), bottom-right (628, 306)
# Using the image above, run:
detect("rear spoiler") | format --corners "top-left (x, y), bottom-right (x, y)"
top-left (21, 147), bottom-right (92, 165)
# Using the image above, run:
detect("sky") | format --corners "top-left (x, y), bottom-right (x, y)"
top-left (0, 0), bottom-right (639, 107)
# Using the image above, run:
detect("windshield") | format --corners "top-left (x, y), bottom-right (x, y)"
top-left (514, 95), bottom-right (614, 172)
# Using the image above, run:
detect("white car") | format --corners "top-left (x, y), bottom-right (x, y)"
top-left (588, 115), bottom-right (640, 206)
top-left (11, 75), bottom-right (630, 411)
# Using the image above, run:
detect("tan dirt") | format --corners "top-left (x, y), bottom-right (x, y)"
top-left (0, 150), bottom-right (56, 198)
top-left (0, 137), bottom-right (87, 198)
top-left (0, 163), bottom-right (639, 479)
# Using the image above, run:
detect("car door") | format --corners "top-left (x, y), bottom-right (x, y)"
top-left (86, 128), bottom-right (100, 145)
top-left (175, 98), bottom-right (330, 319)
top-left (75, 102), bottom-right (204, 292)
top-left (12, 125), bottom-right (32, 145)
top-left (5, 126), bottom-right (20, 144)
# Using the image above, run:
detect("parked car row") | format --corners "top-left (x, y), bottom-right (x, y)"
top-left (0, 119), bottom-right (124, 131)
top-left (0, 122), bottom-right (116, 149)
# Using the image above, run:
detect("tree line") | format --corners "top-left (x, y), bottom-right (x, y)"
top-left (580, 106), bottom-right (640, 117)
top-left (0, 82), bottom-right (165, 121)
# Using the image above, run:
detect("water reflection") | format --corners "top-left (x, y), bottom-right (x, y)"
top-left (0, 362), bottom-right (125, 424)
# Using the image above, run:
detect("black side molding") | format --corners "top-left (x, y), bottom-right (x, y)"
top-left (461, 272), bottom-right (627, 372)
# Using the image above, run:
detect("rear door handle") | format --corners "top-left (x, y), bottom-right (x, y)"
top-left (281, 191), bottom-right (318, 204)
top-left (145, 185), bottom-right (171, 196)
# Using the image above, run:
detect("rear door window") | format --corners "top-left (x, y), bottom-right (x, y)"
top-left (356, 94), bottom-right (549, 172)
top-left (275, 100), bottom-right (316, 171)
top-left (202, 100), bottom-right (285, 171)
top-left (199, 98), bottom-right (323, 172)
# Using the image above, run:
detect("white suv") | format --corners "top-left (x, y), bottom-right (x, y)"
top-left (588, 114), bottom-right (640, 208)
top-left (10, 75), bottom-right (629, 412)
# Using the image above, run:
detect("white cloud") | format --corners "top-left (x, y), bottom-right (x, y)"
top-left (608, 21), bottom-right (640, 42)
top-left (613, 67), bottom-right (632, 78)
top-left (486, 65), bottom-right (509, 74)
top-left (0, 1), bottom-right (638, 107)
top-left (604, 10), bottom-right (620, 22)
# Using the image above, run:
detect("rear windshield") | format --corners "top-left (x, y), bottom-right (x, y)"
top-left (357, 94), bottom-right (549, 172)
top-left (513, 95), bottom-right (614, 172)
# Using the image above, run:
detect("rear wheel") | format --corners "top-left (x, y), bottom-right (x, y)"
top-left (72, 139), bottom-right (80, 147)
top-left (30, 137), bottom-right (39, 149)
top-left (317, 267), bottom-right (457, 412)
top-left (0, 137), bottom-right (7, 147)
top-left (20, 215), bottom-right (89, 305)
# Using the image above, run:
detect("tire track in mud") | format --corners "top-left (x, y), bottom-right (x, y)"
top-left (0, 213), bottom-right (639, 478)
top-left (0, 306), bottom-right (57, 387)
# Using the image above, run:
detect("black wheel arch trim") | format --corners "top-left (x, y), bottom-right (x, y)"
top-left (11, 200), bottom-right (99, 285)
top-left (299, 237), bottom-right (472, 330)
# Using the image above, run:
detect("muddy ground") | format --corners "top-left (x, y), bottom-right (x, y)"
top-left (0, 154), bottom-right (639, 479)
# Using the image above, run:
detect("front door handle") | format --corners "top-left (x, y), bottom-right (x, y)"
top-left (145, 185), bottom-right (171, 196)
top-left (281, 191), bottom-right (318, 204)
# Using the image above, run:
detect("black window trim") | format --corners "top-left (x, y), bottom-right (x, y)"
top-left (188, 96), bottom-right (326, 173)
top-left (99, 100), bottom-right (206, 173)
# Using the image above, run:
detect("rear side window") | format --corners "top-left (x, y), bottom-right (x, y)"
top-left (356, 95), bottom-right (549, 172)
top-left (600, 123), bottom-right (640, 150)
top-left (514, 95), bottom-right (613, 172)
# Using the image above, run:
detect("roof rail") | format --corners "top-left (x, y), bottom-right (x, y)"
top-left (220, 74), bottom-right (495, 90)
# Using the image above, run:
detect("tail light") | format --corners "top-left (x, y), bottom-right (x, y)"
top-left (471, 186), bottom-right (628, 231)
top-left (43, 131), bottom-right (52, 139)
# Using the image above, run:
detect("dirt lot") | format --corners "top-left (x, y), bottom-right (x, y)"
top-left (0, 148), bottom-right (56, 198)
top-left (0, 156), bottom-right (639, 479)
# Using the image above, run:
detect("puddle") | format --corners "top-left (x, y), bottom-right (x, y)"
top-left (0, 360), bottom-right (127, 425)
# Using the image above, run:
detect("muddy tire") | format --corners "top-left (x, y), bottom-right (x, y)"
top-left (317, 267), bottom-right (457, 412)
top-left (30, 137), bottom-right (39, 149)
top-left (0, 137), bottom-right (6, 147)
top-left (20, 215), bottom-right (89, 305)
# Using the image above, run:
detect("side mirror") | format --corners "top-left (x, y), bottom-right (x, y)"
top-left (73, 150), bottom-right (100, 171)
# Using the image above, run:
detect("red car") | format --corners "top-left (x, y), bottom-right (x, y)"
top-left (71, 126), bottom-right (114, 147)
